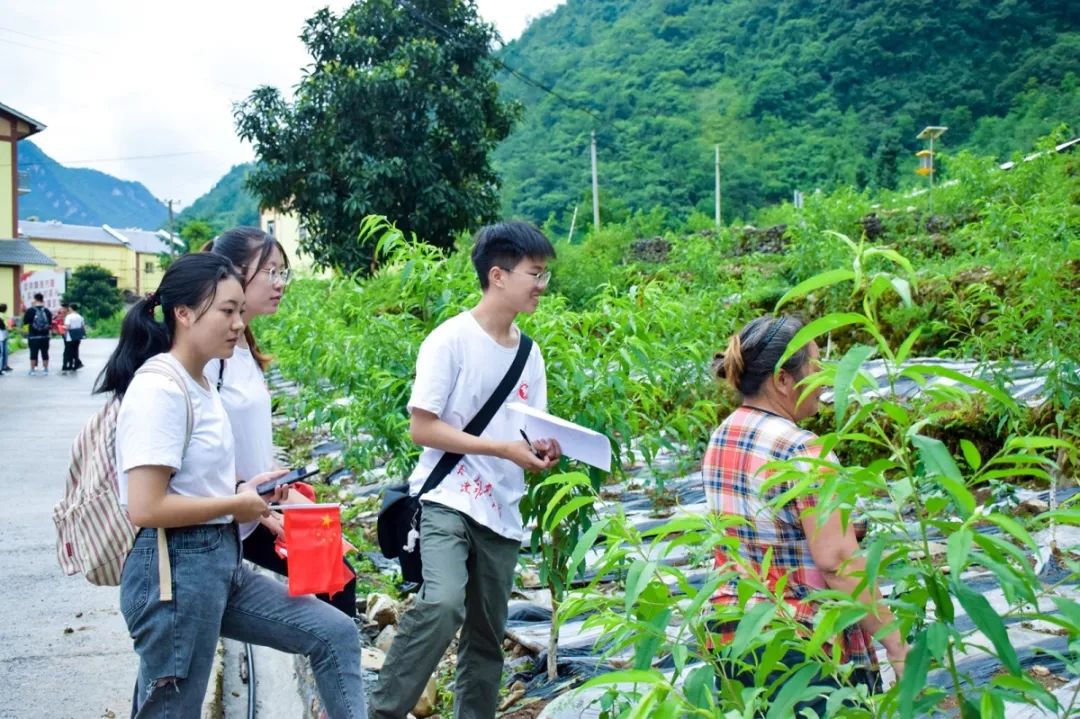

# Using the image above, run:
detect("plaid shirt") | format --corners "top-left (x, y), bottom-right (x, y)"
top-left (703, 406), bottom-right (879, 670)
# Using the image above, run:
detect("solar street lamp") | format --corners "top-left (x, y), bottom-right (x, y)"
top-left (916, 126), bottom-right (947, 213)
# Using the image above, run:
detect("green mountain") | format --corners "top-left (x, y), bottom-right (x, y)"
top-left (493, 0), bottom-right (1079, 226)
top-left (17, 140), bottom-right (168, 229)
top-left (176, 162), bottom-right (260, 232)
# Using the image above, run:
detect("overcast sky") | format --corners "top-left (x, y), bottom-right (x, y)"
top-left (1, 1), bottom-right (563, 210)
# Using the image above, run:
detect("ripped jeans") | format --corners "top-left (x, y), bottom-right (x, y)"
top-left (121, 524), bottom-right (367, 718)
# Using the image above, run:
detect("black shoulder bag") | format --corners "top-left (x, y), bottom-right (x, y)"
top-left (377, 333), bottom-right (533, 588)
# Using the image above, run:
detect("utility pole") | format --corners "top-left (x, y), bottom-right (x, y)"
top-left (163, 199), bottom-right (178, 252)
top-left (591, 131), bottom-right (600, 231)
top-left (567, 204), bottom-right (579, 244)
top-left (714, 144), bottom-right (722, 228)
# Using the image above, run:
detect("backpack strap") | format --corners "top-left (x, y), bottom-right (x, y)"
top-left (133, 356), bottom-right (197, 603)
top-left (216, 359), bottom-right (225, 392)
top-left (416, 333), bottom-right (534, 498)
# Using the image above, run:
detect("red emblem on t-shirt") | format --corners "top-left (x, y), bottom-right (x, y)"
top-left (517, 382), bottom-right (529, 400)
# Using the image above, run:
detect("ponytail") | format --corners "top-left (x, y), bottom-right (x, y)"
top-left (94, 296), bottom-right (170, 397)
top-left (95, 253), bottom-right (242, 397)
top-left (715, 333), bottom-right (746, 393)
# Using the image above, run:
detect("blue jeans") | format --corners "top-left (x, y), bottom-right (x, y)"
top-left (121, 524), bottom-right (367, 718)
top-left (0, 337), bottom-right (7, 368)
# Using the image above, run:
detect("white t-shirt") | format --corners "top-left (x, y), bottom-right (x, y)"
top-left (116, 352), bottom-right (236, 524)
top-left (63, 312), bottom-right (84, 330)
top-left (407, 311), bottom-right (548, 541)
top-left (205, 347), bottom-right (274, 538)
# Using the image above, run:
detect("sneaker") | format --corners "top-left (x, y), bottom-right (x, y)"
top-left (42, 369), bottom-right (49, 376)
top-left (27, 369), bottom-right (37, 376)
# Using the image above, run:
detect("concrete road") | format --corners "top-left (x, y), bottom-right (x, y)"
top-left (0, 338), bottom-right (133, 719)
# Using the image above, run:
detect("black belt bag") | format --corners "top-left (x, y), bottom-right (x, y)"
top-left (377, 333), bottom-right (533, 587)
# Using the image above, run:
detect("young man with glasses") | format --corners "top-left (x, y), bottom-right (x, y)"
top-left (371, 222), bottom-right (562, 719)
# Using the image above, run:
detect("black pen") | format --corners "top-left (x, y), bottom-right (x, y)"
top-left (519, 429), bottom-right (542, 457)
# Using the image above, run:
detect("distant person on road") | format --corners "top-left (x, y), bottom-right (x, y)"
top-left (204, 226), bottom-right (358, 616)
top-left (62, 302), bottom-right (86, 373)
top-left (23, 293), bottom-right (52, 376)
top-left (96, 252), bottom-right (367, 719)
top-left (705, 315), bottom-right (909, 714)
top-left (0, 303), bottom-right (11, 373)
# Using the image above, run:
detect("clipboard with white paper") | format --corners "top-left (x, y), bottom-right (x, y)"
top-left (506, 402), bottom-right (612, 472)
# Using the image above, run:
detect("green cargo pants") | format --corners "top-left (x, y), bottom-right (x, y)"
top-left (370, 502), bottom-right (520, 719)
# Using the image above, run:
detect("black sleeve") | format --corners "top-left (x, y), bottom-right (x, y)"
top-left (22, 309), bottom-right (33, 326)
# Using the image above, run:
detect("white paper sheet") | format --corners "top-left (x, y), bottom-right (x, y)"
top-left (506, 402), bottom-right (612, 472)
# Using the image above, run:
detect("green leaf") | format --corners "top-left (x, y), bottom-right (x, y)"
top-left (777, 313), bottom-right (875, 371)
top-left (579, 668), bottom-right (665, 691)
top-left (913, 434), bottom-right (975, 517)
top-left (960, 439), bottom-right (983, 470)
top-left (926, 572), bottom-right (955, 623)
top-left (954, 580), bottom-right (1021, 675)
top-left (832, 344), bottom-right (876, 429)
top-left (947, 527), bottom-right (973, 574)
top-left (1005, 436), bottom-right (1075, 451)
top-left (774, 269), bottom-right (856, 311)
top-left (890, 276), bottom-right (913, 307)
top-left (545, 495), bottom-right (595, 532)
top-left (1050, 596), bottom-right (1080, 634)
top-left (632, 608), bottom-right (672, 670)
top-left (624, 560), bottom-right (658, 613)
top-left (926, 622), bottom-right (950, 660)
top-left (683, 665), bottom-right (715, 710)
top-left (566, 520), bottom-right (605, 581)
top-left (863, 246), bottom-right (915, 275)
top-left (729, 601), bottom-right (777, 658)
top-left (989, 673), bottom-right (1059, 711)
top-left (904, 364), bottom-right (1019, 413)
top-left (899, 631), bottom-right (931, 716)
top-left (764, 664), bottom-right (819, 719)
top-left (895, 326), bottom-right (923, 365)
top-left (983, 513), bottom-right (1036, 552)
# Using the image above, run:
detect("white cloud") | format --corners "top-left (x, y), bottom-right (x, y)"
top-left (1, 0), bottom-right (563, 213)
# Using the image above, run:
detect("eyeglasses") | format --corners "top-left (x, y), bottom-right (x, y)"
top-left (499, 267), bottom-right (552, 288)
top-left (256, 267), bottom-right (292, 285)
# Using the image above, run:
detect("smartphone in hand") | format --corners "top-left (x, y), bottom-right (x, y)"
top-left (256, 464), bottom-right (320, 496)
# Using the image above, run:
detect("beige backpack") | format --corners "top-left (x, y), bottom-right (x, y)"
top-left (54, 357), bottom-right (193, 600)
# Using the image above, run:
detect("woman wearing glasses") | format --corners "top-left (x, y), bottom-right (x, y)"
top-left (205, 227), bottom-right (358, 617)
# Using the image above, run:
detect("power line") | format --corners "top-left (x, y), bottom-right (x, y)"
top-left (0, 36), bottom-right (88, 60)
top-left (0, 25), bottom-right (101, 55)
top-left (16, 150), bottom-right (213, 169)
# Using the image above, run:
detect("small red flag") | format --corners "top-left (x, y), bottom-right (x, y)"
top-left (282, 505), bottom-right (354, 598)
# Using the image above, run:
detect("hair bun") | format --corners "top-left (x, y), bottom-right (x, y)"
top-left (712, 352), bottom-right (727, 379)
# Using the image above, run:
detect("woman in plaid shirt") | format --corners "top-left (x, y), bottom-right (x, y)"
top-left (705, 315), bottom-right (908, 711)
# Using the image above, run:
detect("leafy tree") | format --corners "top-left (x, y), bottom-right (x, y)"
top-left (159, 219), bottom-right (216, 269)
top-left (234, 0), bottom-right (519, 271)
top-left (62, 265), bottom-right (122, 323)
top-left (176, 164), bottom-right (260, 232)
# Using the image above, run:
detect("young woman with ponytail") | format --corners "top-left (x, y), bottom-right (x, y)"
top-left (705, 315), bottom-right (908, 713)
top-left (204, 227), bottom-right (359, 617)
top-left (97, 253), bottom-right (366, 718)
